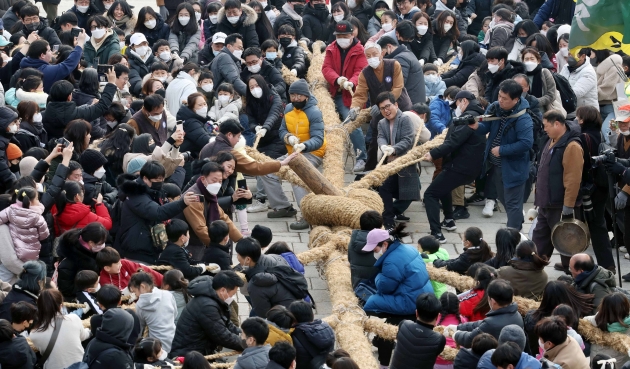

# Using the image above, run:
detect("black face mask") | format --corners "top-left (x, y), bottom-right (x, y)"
top-left (279, 37), bottom-right (292, 48)
top-left (26, 22), bottom-right (39, 32)
top-left (567, 56), bottom-right (579, 68)
top-left (590, 57), bottom-right (598, 67)
top-left (313, 3), bottom-right (327, 11)
top-left (292, 100), bottom-right (307, 110)
top-left (518, 36), bottom-right (527, 44)
top-left (9, 163), bottom-right (19, 173)
top-left (151, 181), bottom-right (163, 191)
top-left (293, 3), bottom-right (305, 14)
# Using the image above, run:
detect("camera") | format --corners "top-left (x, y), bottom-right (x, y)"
top-left (452, 115), bottom-right (477, 126)
top-left (591, 148), bottom-right (617, 168)
top-left (181, 151), bottom-right (193, 162)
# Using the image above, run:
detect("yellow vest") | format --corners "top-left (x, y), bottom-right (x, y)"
top-left (284, 108), bottom-right (326, 158)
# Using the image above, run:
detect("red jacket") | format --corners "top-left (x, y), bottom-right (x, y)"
top-left (99, 259), bottom-right (163, 290)
top-left (458, 288), bottom-right (486, 322)
top-left (51, 202), bottom-right (112, 236)
top-left (322, 40), bottom-right (368, 107)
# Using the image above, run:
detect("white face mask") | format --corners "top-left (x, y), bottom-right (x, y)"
top-left (248, 63), bottom-right (261, 73)
top-left (195, 12), bottom-right (202, 22)
top-left (119, 41), bottom-right (125, 49)
top-left (218, 95), bottom-right (230, 105)
top-left (94, 167), bottom-right (106, 179)
top-left (179, 16), bottom-right (190, 26)
top-left (79, 179), bottom-right (84, 185)
top-left (149, 114), bottom-right (162, 122)
top-left (159, 51), bottom-right (171, 61)
top-left (8, 124), bottom-right (17, 133)
top-left (347, 0), bottom-right (356, 8)
top-left (367, 57), bottom-right (381, 69)
top-left (225, 294), bottom-right (235, 304)
top-left (455, 106), bottom-right (462, 117)
top-left (251, 87), bottom-right (263, 98)
top-left (232, 49), bottom-right (243, 59)
top-left (91, 27), bottom-right (106, 39)
top-left (621, 130), bottom-right (630, 136)
top-left (158, 350), bottom-right (168, 361)
top-left (333, 14), bottom-right (344, 22)
top-left (260, 1), bottom-right (268, 8)
top-left (444, 24), bottom-right (452, 32)
top-left (196, 106), bottom-right (208, 117)
top-left (155, 76), bottom-right (167, 83)
top-left (382, 22), bottom-right (393, 32)
top-left (210, 15), bottom-right (218, 24)
top-left (424, 74), bottom-right (439, 83)
top-left (228, 16), bottom-right (240, 24)
top-left (33, 113), bottom-right (42, 123)
top-left (541, 30), bottom-right (547, 36)
top-left (36, 182), bottom-right (43, 192)
top-left (538, 339), bottom-right (546, 352)
top-left (106, 119), bottom-right (117, 128)
top-left (201, 83), bottom-right (213, 92)
top-left (93, 283), bottom-right (101, 292)
top-left (206, 182), bottom-right (221, 195)
top-left (144, 19), bottom-right (157, 29)
top-left (488, 63), bottom-right (500, 74)
top-left (336, 38), bottom-right (351, 49)
top-left (77, 5), bottom-right (89, 13)
top-left (416, 25), bottom-right (428, 35)
top-left (560, 47), bottom-right (569, 57)
top-left (104, 2), bottom-right (113, 9)
top-left (374, 249), bottom-right (383, 259)
top-left (135, 45), bottom-right (149, 56)
top-left (524, 61), bottom-right (538, 72)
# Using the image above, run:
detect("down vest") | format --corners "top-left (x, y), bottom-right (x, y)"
top-left (0, 203), bottom-right (48, 262)
top-left (390, 320), bottom-right (446, 369)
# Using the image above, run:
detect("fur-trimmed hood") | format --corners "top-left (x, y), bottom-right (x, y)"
top-left (119, 176), bottom-right (151, 197)
top-left (217, 4), bottom-right (257, 27)
top-left (15, 89), bottom-right (48, 106)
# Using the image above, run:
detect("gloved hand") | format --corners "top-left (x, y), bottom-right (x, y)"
top-left (159, 6), bottom-right (169, 20)
top-left (434, 58), bottom-right (443, 66)
top-left (294, 143), bottom-right (306, 152)
top-left (419, 59), bottom-right (425, 66)
top-left (196, 263), bottom-right (207, 272)
top-left (443, 324), bottom-right (458, 337)
top-left (347, 107), bottom-right (360, 121)
top-left (337, 76), bottom-right (348, 86)
top-left (562, 205), bottom-right (573, 217)
top-left (380, 145), bottom-right (395, 156)
top-left (287, 135), bottom-right (299, 146)
top-left (82, 304), bottom-right (91, 315)
top-left (255, 126), bottom-right (267, 137)
top-left (207, 263), bottom-right (221, 274)
top-left (605, 160), bottom-right (627, 176)
top-left (420, 252), bottom-right (429, 259)
top-left (370, 104), bottom-right (380, 118)
top-left (290, 69), bottom-right (297, 76)
top-left (342, 81), bottom-right (354, 91)
top-left (616, 191), bottom-right (628, 210)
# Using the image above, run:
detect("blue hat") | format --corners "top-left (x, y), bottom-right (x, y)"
top-left (127, 157), bottom-right (147, 174)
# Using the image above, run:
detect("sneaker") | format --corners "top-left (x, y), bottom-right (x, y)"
top-left (247, 200), bottom-right (268, 213)
top-left (290, 218), bottom-right (310, 230)
top-left (620, 246), bottom-right (628, 253)
top-left (431, 231), bottom-right (447, 244)
top-left (452, 206), bottom-right (469, 220)
top-left (554, 262), bottom-right (570, 274)
top-left (441, 219), bottom-right (457, 231)
top-left (625, 253), bottom-right (629, 260)
top-left (353, 159), bottom-right (366, 172)
top-left (394, 213), bottom-right (410, 222)
top-left (466, 193), bottom-right (486, 206)
top-left (267, 206), bottom-right (297, 218)
top-left (623, 272), bottom-right (630, 282)
top-left (482, 199), bottom-right (495, 217)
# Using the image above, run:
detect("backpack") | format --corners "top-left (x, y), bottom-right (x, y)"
top-left (65, 347), bottom-right (124, 369)
top-left (265, 264), bottom-right (316, 309)
top-left (552, 73), bottom-right (577, 113)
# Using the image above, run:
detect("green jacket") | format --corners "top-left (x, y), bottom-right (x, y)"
top-left (422, 248), bottom-right (450, 297)
top-left (83, 31), bottom-right (121, 68)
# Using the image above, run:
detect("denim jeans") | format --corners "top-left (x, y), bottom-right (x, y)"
top-left (489, 165), bottom-right (525, 230)
top-left (240, 114), bottom-right (256, 146)
top-left (334, 94), bottom-right (367, 161)
top-left (601, 104), bottom-right (615, 144)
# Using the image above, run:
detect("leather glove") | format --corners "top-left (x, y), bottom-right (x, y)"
top-left (370, 104), bottom-right (380, 118)
top-left (294, 143), bottom-right (306, 152)
top-left (290, 69), bottom-right (297, 76)
top-left (616, 191), bottom-right (628, 210)
top-left (380, 145), bottom-right (395, 156)
top-left (342, 81), bottom-right (354, 91)
top-left (255, 126), bottom-right (267, 137)
top-left (605, 160), bottom-right (627, 176)
top-left (347, 107), bottom-right (360, 121)
top-left (337, 76), bottom-right (348, 86)
top-left (287, 135), bottom-right (299, 146)
top-left (561, 205), bottom-right (574, 217)
top-left (159, 5), bottom-right (169, 20)
top-left (434, 58), bottom-right (444, 66)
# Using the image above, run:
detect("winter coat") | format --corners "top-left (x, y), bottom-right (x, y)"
top-left (462, 71), bottom-right (485, 100)
top-left (348, 229), bottom-right (379, 289)
top-left (431, 21), bottom-right (456, 62)
top-left (597, 54), bottom-right (625, 104)
top-left (458, 288), bottom-right (486, 322)
top-left (265, 321), bottom-right (293, 346)
top-left (158, 242), bottom-right (203, 281)
top-left (487, 22), bottom-right (515, 52)
top-left (99, 259), bottom-right (163, 291)
top-left (171, 290), bottom-right (187, 325)
top-left (498, 260), bottom-right (548, 300)
top-left (210, 48), bottom-right (248, 97)
top-left (584, 314), bottom-right (630, 367)
top-left (301, 3), bottom-right (331, 42)
top-left (137, 15), bottom-right (171, 47)
top-left (234, 345), bottom-right (271, 369)
top-left (10, 88), bottom-right (48, 109)
top-left (322, 40), bottom-right (368, 107)
top-left (279, 95), bottom-right (327, 157)
top-left (216, 5), bottom-right (259, 49)
top-left (351, 1), bottom-right (371, 29)
top-left (1, 6), bottom-right (18, 31)
top-left (68, 4), bottom-right (101, 29)
top-left (364, 240), bottom-right (434, 315)
top-left (465, 0), bottom-right (492, 35)
top-left (165, 71), bottom-right (199, 117)
top-left (114, 177), bottom-right (188, 265)
top-left (542, 336), bottom-right (589, 369)
top-left (385, 45), bottom-right (426, 104)
top-left (477, 98), bottom-right (534, 188)
top-left (291, 320), bottom-right (335, 369)
top-left (484, 61), bottom-right (526, 103)
top-left (281, 44), bottom-right (308, 78)
top-left (425, 77), bottom-right (447, 101)
top-left (14, 120), bottom-right (46, 153)
top-left (453, 347), bottom-right (482, 369)
top-left (83, 31), bottom-right (121, 68)
top-left (42, 83), bottom-right (117, 139)
top-left (83, 309), bottom-right (134, 369)
top-left (0, 335), bottom-right (36, 369)
top-left (527, 65), bottom-right (560, 113)
top-left (376, 110), bottom-right (420, 201)
top-left (533, 0), bottom-right (575, 28)
top-left (51, 202), bottom-right (112, 236)
top-left (427, 96), bottom-right (450, 137)
top-left (390, 320), bottom-right (446, 369)
top-left (421, 248), bottom-right (449, 297)
top-left (56, 236), bottom-right (99, 299)
top-left (29, 314), bottom-right (92, 369)
top-left (442, 51), bottom-right (486, 88)
top-left (559, 59), bottom-right (599, 111)
top-left (126, 47), bottom-right (155, 98)
top-left (244, 87), bottom-right (287, 159)
top-left (16, 21), bottom-right (60, 47)
top-left (170, 275), bottom-right (244, 356)
top-left (453, 303), bottom-right (524, 348)
top-left (19, 45), bottom-right (83, 93)
top-left (572, 265), bottom-right (616, 313)
top-left (245, 254), bottom-right (296, 317)
top-left (203, 242), bottom-right (232, 271)
top-left (409, 33), bottom-right (437, 63)
top-left (168, 28), bottom-right (201, 64)
top-left (82, 172), bottom-right (117, 207)
top-left (0, 284), bottom-right (36, 320)
top-left (240, 60), bottom-right (287, 103)
top-left (478, 351), bottom-right (542, 369)
top-left (177, 105), bottom-right (212, 155)
top-left (0, 203), bottom-right (48, 261)
top-left (199, 133), bottom-right (282, 176)
top-left (209, 96), bottom-right (242, 123)
top-left (273, 8), bottom-right (303, 40)
top-left (135, 287), bottom-right (178, 353)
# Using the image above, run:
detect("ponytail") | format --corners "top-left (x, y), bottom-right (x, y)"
top-left (473, 265), bottom-right (497, 315)
top-left (163, 269), bottom-right (190, 303)
top-left (514, 240), bottom-right (549, 270)
top-left (55, 181), bottom-right (83, 215)
top-left (464, 227), bottom-right (493, 263)
top-left (388, 223), bottom-right (409, 241)
top-left (16, 186), bottom-right (37, 209)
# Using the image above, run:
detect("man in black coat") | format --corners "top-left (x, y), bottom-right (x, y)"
top-left (0, 319), bottom-right (36, 369)
top-left (241, 47), bottom-right (287, 103)
top-left (216, 0), bottom-right (259, 49)
top-left (484, 47), bottom-right (526, 103)
top-left (16, 5), bottom-right (61, 47)
top-left (170, 273), bottom-right (245, 357)
top-left (301, 0), bottom-right (330, 43)
top-left (277, 24), bottom-right (308, 78)
top-left (379, 36), bottom-right (426, 105)
top-left (273, 0), bottom-right (304, 40)
top-left (390, 293), bottom-right (446, 369)
top-left (83, 308), bottom-right (135, 369)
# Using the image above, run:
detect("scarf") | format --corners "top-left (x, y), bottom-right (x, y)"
top-left (607, 315), bottom-right (630, 332)
top-left (281, 3), bottom-right (303, 27)
top-left (109, 14), bottom-right (131, 29)
top-left (129, 48), bottom-right (151, 64)
top-left (195, 177), bottom-right (221, 225)
top-left (90, 28), bottom-right (114, 51)
top-left (574, 264), bottom-right (598, 285)
top-left (526, 64), bottom-right (544, 99)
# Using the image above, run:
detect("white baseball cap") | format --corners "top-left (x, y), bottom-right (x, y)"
top-left (130, 33), bottom-right (148, 46)
top-left (212, 32), bottom-right (227, 44)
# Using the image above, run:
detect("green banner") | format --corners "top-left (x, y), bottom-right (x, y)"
top-left (570, 0), bottom-right (630, 55)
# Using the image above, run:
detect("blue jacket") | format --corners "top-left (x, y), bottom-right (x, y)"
top-left (477, 98), bottom-right (533, 188)
top-left (478, 351), bottom-right (541, 369)
top-left (364, 240), bottom-right (434, 315)
top-left (425, 78), bottom-right (446, 101)
top-left (280, 252), bottom-right (305, 274)
top-left (20, 46), bottom-right (83, 93)
top-left (427, 97), bottom-right (451, 138)
top-left (533, 0), bottom-right (575, 28)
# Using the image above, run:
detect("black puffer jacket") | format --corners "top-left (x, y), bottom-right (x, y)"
top-left (158, 243), bottom-right (203, 281)
top-left (0, 119), bottom-right (16, 193)
top-left (244, 87), bottom-right (287, 159)
top-left (84, 308), bottom-right (134, 369)
top-left (203, 242), bottom-right (232, 271)
top-left (386, 45), bottom-right (426, 104)
top-left (177, 105), bottom-right (212, 157)
top-left (291, 320), bottom-right (335, 369)
top-left (0, 335), bottom-right (36, 369)
top-left (198, 42), bottom-right (216, 68)
top-left (301, 3), bottom-right (331, 43)
top-left (433, 247), bottom-right (486, 275)
top-left (347, 229), bottom-right (378, 289)
top-left (281, 45), bottom-right (308, 78)
top-left (170, 276), bottom-right (244, 356)
top-left (409, 33), bottom-right (437, 63)
top-left (350, 1), bottom-right (371, 29)
top-left (57, 237), bottom-right (99, 300)
top-left (453, 347), bottom-right (483, 369)
top-left (16, 19), bottom-right (61, 47)
top-left (484, 61), bottom-right (526, 103)
top-left (216, 5), bottom-right (259, 49)
top-left (0, 285), bottom-right (37, 321)
top-left (245, 254), bottom-right (295, 317)
top-left (442, 51), bottom-right (486, 88)
top-left (114, 177), bottom-right (188, 265)
top-left (126, 48), bottom-right (155, 97)
top-left (83, 172), bottom-right (118, 208)
top-left (390, 320), bottom-right (446, 369)
top-left (240, 60), bottom-right (287, 103)
top-left (273, 11), bottom-right (302, 40)
top-left (14, 120), bottom-right (46, 154)
top-left (137, 15), bottom-right (171, 47)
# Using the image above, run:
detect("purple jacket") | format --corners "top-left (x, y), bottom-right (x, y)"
top-left (0, 203), bottom-right (49, 261)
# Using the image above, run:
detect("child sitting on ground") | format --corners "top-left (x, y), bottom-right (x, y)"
top-left (433, 227), bottom-right (493, 275)
top-left (424, 63), bottom-right (446, 102)
top-left (348, 210), bottom-right (382, 289)
top-left (158, 219), bottom-right (206, 281)
top-left (478, 17), bottom-right (491, 45)
top-left (418, 235), bottom-right (450, 297)
top-left (90, 284), bottom-right (141, 345)
top-left (133, 337), bottom-right (177, 367)
top-left (551, 304), bottom-right (585, 354)
top-left (96, 246), bottom-right (163, 291)
top-left (236, 317), bottom-right (271, 369)
top-left (74, 270), bottom-right (103, 318)
top-left (436, 292), bottom-right (468, 369)
top-left (458, 265), bottom-right (497, 322)
top-left (203, 220), bottom-right (232, 270)
top-left (265, 305), bottom-right (295, 346)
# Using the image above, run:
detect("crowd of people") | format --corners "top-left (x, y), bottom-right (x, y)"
top-left (0, 0), bottom-right (625, 367)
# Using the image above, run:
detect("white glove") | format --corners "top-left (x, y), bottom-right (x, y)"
top-left (434, 58), bottom-right (443, 66)
top-left (127, 292), bottom-right (137, 303)
top-left (380, 145), bottom-right (395, 156)
top-left (255, 127), bottom-right (267, 137)
top-left (444, 324), bottom-right (458, 337)
top-left (287, 135), bottom-right (299, 146)
top-left (82, 304), bottom-right (91, 315)
top-left (294, 143), bottom-right (306, 152)
top-left (196, 263), bottom-right (207, 272)
top-left (290, 69), bottom-right (297, 76)
top-left (342, 81), bottom-right (354, 91)
top-left (337, 76), bottom-right (348, 86)
top-left (419, 59), bottom-right (425, 66)
top-left (206, 263), bottom-right (221, 273)
top-left (121, 287), bottom-right (131, 296)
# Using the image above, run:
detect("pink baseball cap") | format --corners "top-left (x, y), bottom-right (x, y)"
top-left (362, 229), bottom-right (391, 251)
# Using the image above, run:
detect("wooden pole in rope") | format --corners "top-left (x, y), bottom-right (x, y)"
top-left (252, 134), bottom-right (262, 150)
top-left (288, 153), bottom-right (343, 196)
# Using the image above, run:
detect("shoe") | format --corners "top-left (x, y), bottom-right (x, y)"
top-left (441, 219), bottom-right (457, 231)
top-left (353, 159), bottom-right (366, 172)
top-left (482, 199), bottom-right (495, 217)
top-left (247, 200), bottom-right (268, 213)
top-left (620, 246), bottom-right (628, 253)
top-left (623, 272), bottom-right (630, 282)
top-left (466, 193), bottom-right (486, 206)
top-left (394, 213), bottom-right (410, 222)
top-left (267, 206), bottom-right (297, 218)
top-left (606, 265), bottom-right (617, 274)
top-left (554, 262), bottom-right (570, 274)
top-left (240, 229), bottom-right (251, 236)
top-left (625, 253), bottom-right (629, 260)
top-left (431, 231), bottom-right (447, 243)
top-left (290, 218), bottom-right (310, 230)
top-left (452, 206), bottom-right (469, 220)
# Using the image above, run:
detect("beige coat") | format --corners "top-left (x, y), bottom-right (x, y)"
top-left (597, 54), bottom-right (625, 104)
top-left (462, 71), bottom-right (485, 100)
top-left (538, 67), bottom-right (566, 115)
top-left (543, 335), bottom-right (590, 369)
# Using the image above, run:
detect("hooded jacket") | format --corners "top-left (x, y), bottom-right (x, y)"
top-left (19, 45), bottom-right (83, 93)
top-left (279, 95), bottom-right (327, 157)
top-left (291, 320), bottom-right (335, 369)
top-left (0, 203), bottom-right (48, 261)
top-left (244, 86), bottom-right (287, 159)
top-left (177, 104), bottom-right (212, 155)
top-left (135, 287), bottom-right (178, 353)
top-left (453, 303), bottom-right (524, 348)
top-left (56, 236), bottom-right (100, 299)
top-left (484, 61), bottom-right (526, 103)
top-left (559, 58), bottom-right (599, 111)
top-left (442, 51), bottom-right (486, 88)
top-left (240, 60), bottom-right (287, 104)
top-left (245, 254), bottom-right (296, 317)
top-left (477, 351), bottom-right (542, 369)
top-left (302, 2), bottom-right (331, 42)
top-left (421, 248), bottom-right (450, 297)
top-left (17, 19), bottom-right (60, 47)
top-left (126, 47), bottom-right (156, 97)
top-left (216, 5), bottom-right (259, 49)
top-left (83, 308), bottom-right (134, 369)
top-left (265, 321), bottom-right (293, 346)
top-left (168, 27), bottom-right (201, 64)
top-left (367, 1), bottom-right (387, 35)
top-left (453, 347), bottom-right (482, 369)
top-left (210, 47), bottom-right (248, 97)
top-left (390, 320), bottom-right (446, 369)
top-left (572, 265), bottom-right (616, 313)
top-left (498, 260), bottom-right (548, 300)
top-left (51, 201), bottom-right (112, 236)
top-left (170, 275), bottom-right (244, 356)
top-left (139, 15), bottom-right (171, 47)
top-left (0, 334), bottom-right (37, 369)
top-left (542, 336), bottom-right (589, 369)
top-left (83, 30), bottom-right (121, 68)
top-left (234, 345), bottom-right (271, 369)
top-left (322, 40), bottom-right (368, 107)
top-left (348, 229), bottom-right (379, 289)
top-left (8, 88), bottom-right (47, 110)
top-left (385, 44), bottom-right (426, 104)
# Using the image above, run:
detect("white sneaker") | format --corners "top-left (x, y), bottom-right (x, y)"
top-left (246, 200), bottom-right (268, 213)
top-left (482, 199), bottom-right (495, 218)
top-left (353, 159), bottom-right (366, 172)
top-left (620, 246), bottom-right (627, 253)
top-left (625, 253), bottom-right (629, 260)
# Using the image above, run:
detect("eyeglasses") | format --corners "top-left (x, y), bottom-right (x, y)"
top-left (379, 103), bottom-right (394, 111)
top-left (23, 16), bottom-right (39, 23)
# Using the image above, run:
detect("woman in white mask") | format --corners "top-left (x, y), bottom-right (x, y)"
top-left (168, 3), bottom-right (201, 64)
top-left (83, 15), bottom-right (120, 68)
top-left (521, 47), bottom-right (560, 114)
top-left (431, 9), bottom-right (458, 67)
top-left (165, 62), bottom-right (201, 116)
top-left (208, 83), bottom-right (242, 125)
top-left (175, 92), bottom-right (213, 158)
top-left (202, 2), bottom-right (222, 41)
top-left (135, 7), bottom-right (171, 47)
top-left (441, 40), bottom-right (486, 88)
top-left (15, 101), bottom-right (46, 152)
top-left (243, 75), bottom-right (286, 159)
top-left (105, 1), bottom-right (137, 36)
top-left (328, 2), bottom-right (351, 42)
top-left (408, 11), bottom-right (435, 64)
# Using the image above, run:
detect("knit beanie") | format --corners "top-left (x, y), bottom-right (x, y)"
top-left (251, 225), bottom-right (273, 248)
top-left (423, 63), bottom-right (439, 74)
top-left (127, 157), bottom-right (147, 174)
top-left (0, 106), bottom-right (17, 132)
top-left (499, 324), bottom-right (526, 351)
top-left (6, 143), bottom-right (22, 161)
top-left (78, 149), bottom-right (108, 175)
top-left (288, 79), bottom-right (310, 97)
top-left (19, 156), bottom-right (38, 176)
